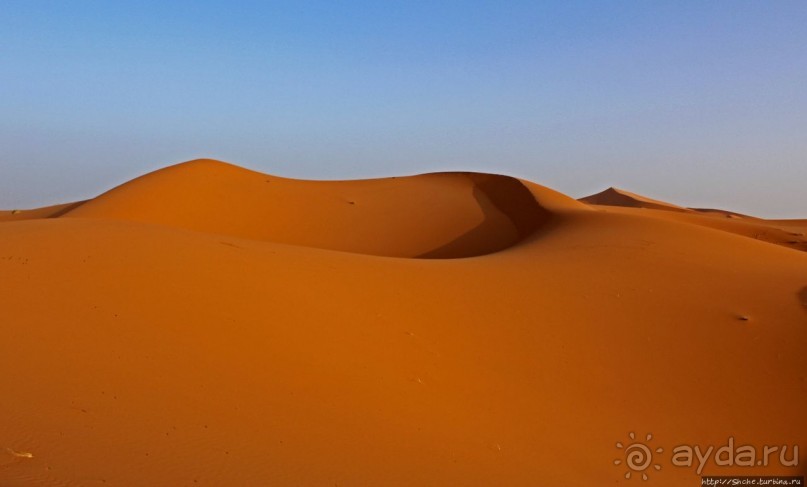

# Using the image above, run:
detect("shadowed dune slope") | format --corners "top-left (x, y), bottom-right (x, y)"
top-left (60, 159), bottom-right (581, 258)
top-left (0, 160), bottom-right (805, 486)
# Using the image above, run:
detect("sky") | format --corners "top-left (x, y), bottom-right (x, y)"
top-left (1, 1), bottom-right (806, 217)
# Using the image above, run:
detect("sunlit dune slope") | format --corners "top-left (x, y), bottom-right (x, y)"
top-left (61, 159), bottom-right (583, 258)
top-left (1, 160), bottom-right (805, 486)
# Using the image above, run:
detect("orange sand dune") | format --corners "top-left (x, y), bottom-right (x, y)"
top-left (581, 188), bottom-right (807, 252)
top-left (580, 186), bottom-right (692, 213)
top-left (62, 160), bottom-right (580, 258)
top-left (0, 201), bottom-right (86, 222)
top-left (690, 207), bottom-right (754, 219)
top-left (1, 160), bottom-right (805, 486)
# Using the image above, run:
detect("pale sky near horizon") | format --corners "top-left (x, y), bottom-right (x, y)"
top-left (2, 1), bottom-right (806, 217)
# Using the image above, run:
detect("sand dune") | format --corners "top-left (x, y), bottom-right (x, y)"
top-left (0, 201), bottom-right (86, 222)
top-left (1, 160), bottom-right (805, 486)
top-left (62, 160), bottom-right (577, 258)
top-left (581, 187), bottom-right (807, 252)
top-left (580, 186), bottom-right (692, 213)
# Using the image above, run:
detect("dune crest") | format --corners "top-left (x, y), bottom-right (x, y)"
top-left (579, 186), bottom-right (691, 212)
top-left (58, 159), bottom-right (573, 258)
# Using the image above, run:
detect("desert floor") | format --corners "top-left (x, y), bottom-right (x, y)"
top-left (1, 160), bottom-right (805, 485)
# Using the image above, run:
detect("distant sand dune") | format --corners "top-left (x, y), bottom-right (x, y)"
top-left (579, 186), bottom-right (692, 212)
top-left (0, 200), bottom-right (87, 222)
top-left (580, 187), bottom-right (807, 252)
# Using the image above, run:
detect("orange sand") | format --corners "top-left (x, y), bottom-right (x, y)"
top-left (1, 160), bottom-right (805, 485)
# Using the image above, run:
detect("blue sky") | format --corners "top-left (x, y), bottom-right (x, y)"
top-left (2, 1), bottom-right (806, 216)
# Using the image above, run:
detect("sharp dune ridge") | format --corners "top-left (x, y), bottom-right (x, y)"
top-left (1, 159), bottom-right (806, 486)
top-left (579, 186), bottom-right (693, 213)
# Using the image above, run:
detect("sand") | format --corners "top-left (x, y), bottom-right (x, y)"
top-left (1, 159), bottom-right (805, 486)
top-left (581, 186), bottom-right (807, 252)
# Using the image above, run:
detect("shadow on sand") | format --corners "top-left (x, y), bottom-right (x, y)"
top-left (417, 174), bottom-right (550, 259)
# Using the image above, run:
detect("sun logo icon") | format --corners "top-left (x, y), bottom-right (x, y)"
top-left (614, 432), bottom-right (663, 481)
